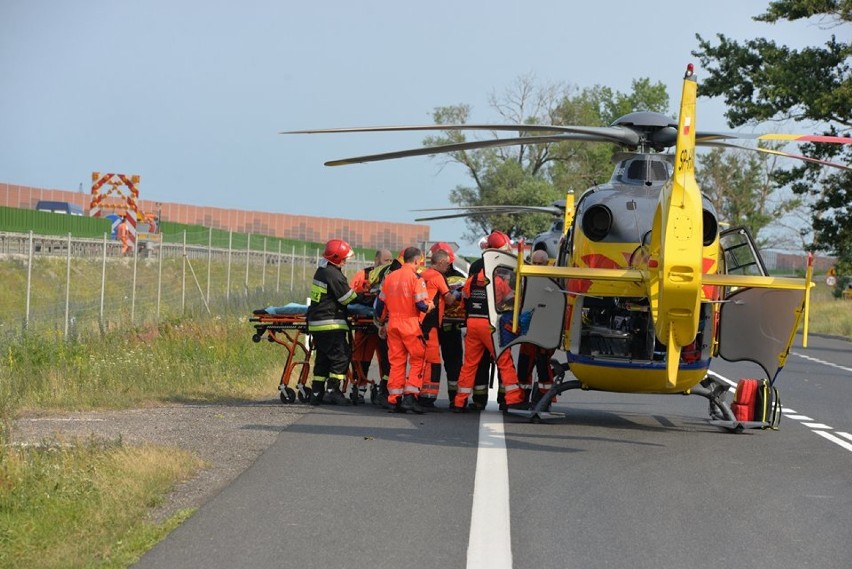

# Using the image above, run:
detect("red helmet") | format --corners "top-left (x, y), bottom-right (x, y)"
top-left (485, 230), bottom-right (512, 251)
top-left (323, 239), bottom-right (354, 265)
top-left (429, 242), bottom-right (455, 263)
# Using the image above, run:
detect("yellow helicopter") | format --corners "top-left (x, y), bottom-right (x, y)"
top-left (285, 65), bottom-right (851, 431)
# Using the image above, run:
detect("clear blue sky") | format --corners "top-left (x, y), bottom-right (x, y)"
top-left (0, 1), bottom-right (834, 255)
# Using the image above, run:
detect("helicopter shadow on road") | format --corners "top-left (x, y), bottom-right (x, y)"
top-left (236, 401), bottom-right (695, 454)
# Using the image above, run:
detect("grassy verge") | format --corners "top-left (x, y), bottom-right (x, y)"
top-left (804, 285), bottom-right (852, 340)
top-left (0, 439), bottom-right (203, 569)
top-left (0, 315), bottom-right (287, 568)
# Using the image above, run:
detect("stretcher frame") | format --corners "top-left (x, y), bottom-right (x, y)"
top-left (250, 311), bottom-right (380, 404)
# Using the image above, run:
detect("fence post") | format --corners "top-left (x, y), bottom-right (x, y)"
top-left (25, 230), bottom-right (34, 331)
top-left (302, 243), bottom-right (307, 283)
top-left (262, 237), bottom-right (267, 292)
top-left (182, 230), bottom-right (187, 314)
top-left (276, 241), bottom-right (282, 294)
top-left (245, 233), bottom-right (251, 295)
top-left (99, 233), bottom-right (107, 332)
top-left (207, 227), bottom-right (213, 304)
top-left (64, 232), bottom-right (71, 339)
top-left (290, 244), bottom-right (295, 292)
top-left (157, 238), bottom-right (164, 321)
top-left (226, 230), bottom-right (232, 305)
top-left (131, 233), bottom-right (139, 325)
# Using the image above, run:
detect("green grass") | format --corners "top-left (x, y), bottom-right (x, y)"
top-left (0, 317), bottom-right (286, 416)
top-left (0, 439), bottom-right (203, 569)
top-left (804, 285), bottom-right (852, 340)
top-left (0, 314), bottom-right (290, 569)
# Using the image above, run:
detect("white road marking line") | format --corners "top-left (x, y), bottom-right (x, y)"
top-left (786, 414), bottom-right (814, 421)
top-left (781, 408), bottom-right (798, 414)
top-left (790, 352), bottom-right (852, 374)
top-left (837, 432), bottom-right (852, 443)
top-left (467, 390), bottom-right (512, 569)
top-left (801, 422), bottom-right (833, 430)
top-left (706, 370), bottom-right (736, 390)
top-left (812, 431), bottom-right (852, 453)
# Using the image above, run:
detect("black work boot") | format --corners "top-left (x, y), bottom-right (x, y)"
top-left (400, 394), bottom-right (425, 414)
top-left (310, 380), bottom-right (325, 406)
top-left (324, 379), bottom-right (351, 406)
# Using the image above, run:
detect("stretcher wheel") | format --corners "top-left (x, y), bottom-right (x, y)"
top-left (297, 388), bottom-right (311, 403)
top-left (280, 387), bottom-right (296, 404)
top-left (252, 333), bottom-right (262, 343)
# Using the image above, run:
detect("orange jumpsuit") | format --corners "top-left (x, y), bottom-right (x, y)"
top-left (349, 266), bottom-right (388, 390)
top-left (455, 263), bottom-right (524, 409)
top-left (116, 220), bottom-right (131, 254)
top-left (378, 264), bottom-right (431, 405)
top-left (419, 267), bottom-right (451, 403)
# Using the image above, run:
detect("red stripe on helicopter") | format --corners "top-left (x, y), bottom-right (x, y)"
top-left (702, 257), bottom-right (719, 300)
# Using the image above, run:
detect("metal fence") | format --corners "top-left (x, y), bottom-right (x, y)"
top-left (0, 230), bottom-right (372, 340)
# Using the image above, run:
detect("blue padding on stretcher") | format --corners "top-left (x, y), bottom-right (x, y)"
top-left (263, 303), bottom-right (308, 315)
top-left (260, 303), bottom-right (375, 317)
top-left (346, 303), bottom-right (374, 317)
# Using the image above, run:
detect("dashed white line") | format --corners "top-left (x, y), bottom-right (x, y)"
top-left (801, 422), bottom-right (833, 430)
top-left (790, 351), bottom-right (852, 374)
top-left (812, 431), bottom-right (852, 453)
top-left (785, 414), bottom-right (814, 421)
top-left (709, 369), bottom-right (852, 454)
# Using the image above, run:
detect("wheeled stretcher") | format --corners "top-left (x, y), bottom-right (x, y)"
top-left (250, 303), bottom-right (378, 404)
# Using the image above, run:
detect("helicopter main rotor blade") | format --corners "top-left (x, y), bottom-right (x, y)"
top-left (701, 141), bottom-right (851, 171)
top-left (414, 205), bottom-right (563, 222)
top-left (412, 205), bottom-right (563, 214)
top-left (284, 123), bottom-right (638, 142)
top-left (697, 131), bottom-right (852, 145)
top-left (323, 133), bottom-right (619, 166)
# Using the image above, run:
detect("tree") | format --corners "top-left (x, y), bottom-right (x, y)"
top-left (696, 147), bottom-right (805, 249)
top-left (692, 0), bottom-right (852, 283)
top-left (425, 75), bottom-right (670, 243)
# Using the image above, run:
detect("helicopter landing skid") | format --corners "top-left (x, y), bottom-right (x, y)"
top-left (693, 375), bottom-right (753, 433)
top-left (506, 366), bottom-right (582, 422)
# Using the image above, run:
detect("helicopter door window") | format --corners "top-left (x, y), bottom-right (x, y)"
top-left (492, 266), bottom-right (516, 313)
top-left (719, 227), bottom-right (768, 277)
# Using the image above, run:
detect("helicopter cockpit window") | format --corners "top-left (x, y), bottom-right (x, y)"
top-left (619, 158), bottom-right (673, 184)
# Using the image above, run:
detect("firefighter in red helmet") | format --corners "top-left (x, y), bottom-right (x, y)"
top-left (307, 239), bottom-right (358, 405)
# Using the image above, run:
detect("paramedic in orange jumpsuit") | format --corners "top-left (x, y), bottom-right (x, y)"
top-left (116, 217), bottom-right (132, 255)
top-left (454, 231), bottom-right (528, 412)
top-left (418, 247), bottom-right (459, 408)
top-left (374, 247), bottom-right (433, 414)
top-left (349, 249), bottom-right (393, 403)
top-left (517, 249), bottom-right (557, 406)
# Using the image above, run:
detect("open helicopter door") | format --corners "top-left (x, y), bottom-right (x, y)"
top-left (481, 249), bottom-right (567, 356)
top-left (716, 228), bottom-right (805, 382)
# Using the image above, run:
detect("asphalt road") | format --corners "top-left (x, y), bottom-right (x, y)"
top-left (134, 334), bottom-right (852, 569)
